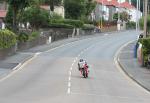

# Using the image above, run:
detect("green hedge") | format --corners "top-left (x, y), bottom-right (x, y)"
top-left (49, 19), bottom-right (84, 28)
top-left (0, 29), bottom-right (17, 49)
top-left (139, 38), bottom-right (150, 65)
top-left (140, 15), bottom-right (150, 33)
top-left (126, 21), bottom-right (136, 29)
top-left (82, 24), bottom-right (95, 30)
top-left (17, 31), bottom-right (40, 42)
top-left (47, 23), bottom-right (74, 29)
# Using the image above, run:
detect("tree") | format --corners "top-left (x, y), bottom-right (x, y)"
top-left (85, 0), bottom-right (96, 16)
top-left (20, 6), bottom-right (49, 30)
top-left (6, 0), bottom-right (31, 31)
top-left (64, 0), bottom-right (86, 19)
top-left (113, 11), bottom-right (130, 22)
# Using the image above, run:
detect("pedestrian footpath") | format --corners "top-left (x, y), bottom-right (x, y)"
top-left (118, 42), bottom-right (150, 91)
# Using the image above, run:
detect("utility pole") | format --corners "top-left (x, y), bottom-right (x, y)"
top-left (144, 0), bottom-right (148, 38)
top-left (136, 0), bottom-right (139, 31)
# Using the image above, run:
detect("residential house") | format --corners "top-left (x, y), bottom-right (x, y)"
top-left (40, 5), bottom-right (65, 18)
top-left (94, 0), bottom-right (140, 22)
top-left (0, 1), bottom-right (7, 29)
top-left (95, 0), bottom-right (119, 21)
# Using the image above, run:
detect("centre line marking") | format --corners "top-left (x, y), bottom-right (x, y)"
top-left (69, 76), bottom-right (71, 81)
top-left (68, 82), bottom-right (71, 87)
top-left (67, 88), bottom-right (71, 94)
top-left (69, 71), bottom-right (72, 76)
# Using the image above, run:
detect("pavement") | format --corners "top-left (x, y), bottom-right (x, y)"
top-left (118, 41), bottom-right (150, 92)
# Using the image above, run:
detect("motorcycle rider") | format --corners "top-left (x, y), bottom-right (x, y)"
top-left (78, 59), bottom-right (86, 71)
top-left (78, 59), bottom-right (89, 77)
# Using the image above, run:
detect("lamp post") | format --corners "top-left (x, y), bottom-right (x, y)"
top-left (136, 0), bottom-right (139, 31)
top-left (117, 0), bottom-right (121, 31)
top-left (101, 0), bottom-right (103, 29)
top-left (144, 0), bottom-right (148, 38)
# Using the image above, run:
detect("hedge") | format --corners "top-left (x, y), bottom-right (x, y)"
top-left (126, 21), bottom-right (136, 29)
top-left (82, 24), bottom-right (95, 30)
top-left (139, 38), bottom-right (150, 66)
top-left (17, 31), bottom-right (40, 42)
top-left (49, 19), bottom-right (84, 28)
top-left (47, 23), bottom-right (74, 29)
top-left (0, 29), bottom-right (17, 49)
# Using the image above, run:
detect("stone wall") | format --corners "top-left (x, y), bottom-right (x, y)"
top-left (0, 45), bottom-right (16, 60)
top-left (17, 36), bottom-right (47, 51)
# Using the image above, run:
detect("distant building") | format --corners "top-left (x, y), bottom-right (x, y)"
top-left (94, 0), bottom-right (141, 22)
top-left (40, 5), bottom-right (65, 18)
top-left (0, 1), bottom-right (7, 29)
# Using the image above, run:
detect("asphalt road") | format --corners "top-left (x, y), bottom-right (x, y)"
top-left (0, 30), bottom-right (150, 103)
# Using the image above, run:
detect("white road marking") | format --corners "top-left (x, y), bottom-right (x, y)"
top-left (68, 82), bottom-right (71, 87)
top-left (70, 67), bottom-right (72, 70)
top-left (67, 88), bottom-right (71, 94)
top-left (68, 76), bottom-right (71, 81)
top-left (69, 71), bottom-right (72, 76)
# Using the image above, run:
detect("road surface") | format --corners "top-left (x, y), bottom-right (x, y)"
top-left (0, 30), bottom-right (150, 103)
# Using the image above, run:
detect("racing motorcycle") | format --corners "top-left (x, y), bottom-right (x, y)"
top-left (80, 65), bottom-right (89, 78)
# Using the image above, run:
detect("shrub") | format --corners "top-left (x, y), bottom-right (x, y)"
top-left (17, 31), bottom-right (40, 42)
top-left (50, 12), bottom-right (63, 20)
top-left (0, 29), bottom-right (17, 49)
top-left (139, 38), bottom-right (150, 65)
top-left (82, 24), bottom-right (95, 30)
top-left (140, 15), bottom-right (150, 34)
top-left (29, 31), bottom-right (40, 41)
top-left (49, 19), bottom-right (84, 28)
top-left (126, 21), bottom-right (136, 29)
top-left (47, 23), bottom-right (74, 29)
top-left (17, 32), bottom-right (29, 42)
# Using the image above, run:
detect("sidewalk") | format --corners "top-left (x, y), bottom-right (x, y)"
top-left (118, 42), bottom-right (150, 91)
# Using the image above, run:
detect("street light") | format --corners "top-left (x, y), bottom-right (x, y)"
top-left (144, 0), bottom-right (148, 38)
top-left (117, 0), bottom-right (121, 31)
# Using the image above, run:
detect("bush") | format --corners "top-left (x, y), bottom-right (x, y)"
top-left (17, 31), bottom-right (40, 42)
top-left (82, 24), bottom-right (95, 30)
top-left (17, 32), bottom-right (29, 42)
top-left (126, 21), bottom-right (136, 29)
top-left (140, 15), bottom-right (150, 34)
top-left (29, 31), bottom-right (40, 41)
top-left (49, 19), bottom-right (84, 28)
top-left (46, 23), bottom-right (74, 29)
top-left (139, 38), bottom-right (150, 65)
top-left (0, 29), bottom-right (17, 49)
top-left (50, 12), bottom-right (63, 20)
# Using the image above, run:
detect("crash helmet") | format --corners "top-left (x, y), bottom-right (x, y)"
top-left (79, 59), bottom-right (84, 62)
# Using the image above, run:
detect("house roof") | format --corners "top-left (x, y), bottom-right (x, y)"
top-left (96, 0), bottom-right (135, 9)
top-left (120, 2), bottom-right (135, 9)
top-left (0, 10), bottom-right (7, 18)
top-left (96, 0), bottom-right (119, 7)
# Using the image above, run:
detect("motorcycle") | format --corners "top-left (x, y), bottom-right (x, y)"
top-left (80, 65), bottom-right (89, 78)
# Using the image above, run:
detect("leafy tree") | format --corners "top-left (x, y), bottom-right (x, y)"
top-left (64, 0), bottom-right (86, 19)
top-left (20, 6), bottom-right (49, 30)
top-left (113, 11), bottom-right (130, 22)
top-left (6, 0), bottom-right (31, 31)
top-left (140, 15), bottom-right (150, 34)
top-left (85, 0), bottom-right (96, 16)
